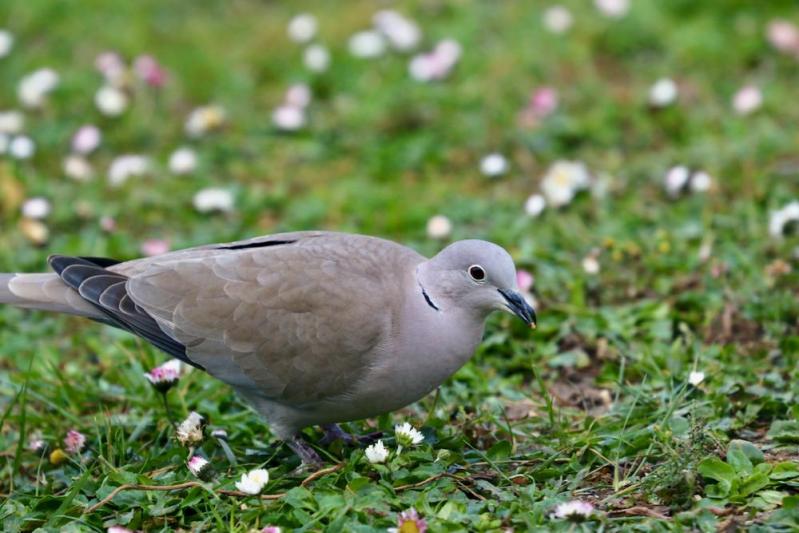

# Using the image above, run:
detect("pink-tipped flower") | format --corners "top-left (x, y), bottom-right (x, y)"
top-left (388, 508), bottom-right (427, 533)
top-left (767, 20), bottom-right (799, 56)
top-left (552, 500), bottom-right (595, 521)
top-left (144, 359), bottom-right (181, 392)
top-left (261, 527), bottom-right (282, 533)
top-left (519, 87), bottom-right (558, 127)
top-left (28, 432), bottom-right (46, 453)
top-left (71, 125), bottom-right (101, 155)
top-left (530, 87), bottom-right (559, 118)
top-left (107, 527), bottom-right (141, 533)
top-left (516, 270), bottom-right (534, 293)
top-left (187, 455), bottom-right (215, 481)
top-left (64, 429), bottom-right (86, 454)
top-left (133, 55), bottom-right (167, 87)
top-left (732, 85), bottom-right (762, 115)
top-left (140, 239), bottom-right (170, 257)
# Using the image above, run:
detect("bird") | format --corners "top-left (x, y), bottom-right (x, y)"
top-left (0, 231), bottom-right (536, 465)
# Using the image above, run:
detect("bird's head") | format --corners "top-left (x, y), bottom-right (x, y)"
top-left (418, 239), bottom-right (537, 328)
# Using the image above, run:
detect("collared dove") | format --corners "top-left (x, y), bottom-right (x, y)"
top-left (0, 231), bottom-right (536, 464)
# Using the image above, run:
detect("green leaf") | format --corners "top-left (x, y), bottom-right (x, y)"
top-left (487, 440), bottom-right (512, 460)
top-left (726, 441), bottom-right (755, 475)
top-left (728, 440), bottom-right (764, 470)
top-left (768, 421), bottom-right (799, 443)
top-left (748, 490), bottom-right (786, 511)
top-left (699, 457), bottom-right (736, 497)
top-left (771, 462), bottom-right (799, 481)
top-left (738, 471), bottom-right (771, 498)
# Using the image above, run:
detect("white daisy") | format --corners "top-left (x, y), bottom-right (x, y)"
top-left (168, 147), bottom-right (198, 175)
top-left (540, 160), bottom-right (591, 207)
top-left (95, 86), bottom-right (128, 116)
top-left (193, 187), bottom-right (234, 213)
top-left (649, 78), bottom-right (678, 107)
top-left (543, 6), bottom-right (573, 34)
top-left (21, 197), bottom-right (51, 219)
top-left (176, 411), bottom-right (206, 446)
top-left (348, 30), bottom-right (386, 58)
top-left (235, 468), bottom-right (270, 495)
top-left (524, 194), bottom-right (547, 217)
top-left (552, 500), bottom-right (595, 520)
top-left (394, 422), bottom-right (424, 451)
top-left (287, 13), bottom-right (317, 43)
top-left (426, 215), bottom-right (452, 239)
top-left (304, 44), bottom-right (330, 73)
top-left (480, 153), bottom-right (509, 177)
top-left (364, 439), bottom-right (389, 464)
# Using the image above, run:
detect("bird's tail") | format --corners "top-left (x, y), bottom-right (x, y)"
top-left (0, 272), bottom-right (103, 318)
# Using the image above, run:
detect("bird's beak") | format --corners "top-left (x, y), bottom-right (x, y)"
top-left (498, 289), bottom-right (537, 329)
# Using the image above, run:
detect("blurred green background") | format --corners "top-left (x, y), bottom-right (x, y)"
top-left (2, 0), bottom-right (799, 531)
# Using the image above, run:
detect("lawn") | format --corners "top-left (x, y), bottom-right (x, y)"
top-left (2, 0), bottom-right (799, 531)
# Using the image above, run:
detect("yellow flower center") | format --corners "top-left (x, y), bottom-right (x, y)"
top-left (399, 522), bottom-right (420, 533)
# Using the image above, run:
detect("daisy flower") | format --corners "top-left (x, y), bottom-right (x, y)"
top-left (144, 359), bottom-right (182, 392)
top-left (551, 500), bottom-right (595, 521)
top-left (388, 508), bottom-right (427, 533)
top-left (176, 411), bottom-right (206, 446)
top-left (235, 468), bottom-right (270, 495)
top-left (64, 429), bottom-right (86, 454)
top-left (364, 439), bottom-right (389, 464)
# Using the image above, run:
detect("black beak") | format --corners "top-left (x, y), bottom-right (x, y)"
top-left (498, 289), bottom-right (537, 329)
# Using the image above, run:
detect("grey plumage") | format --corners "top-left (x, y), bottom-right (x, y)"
top-left (0, 231), bottom-right (536, 463)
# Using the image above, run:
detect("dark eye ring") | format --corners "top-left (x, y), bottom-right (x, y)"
top-left (468, 265), bottom-right (486, 282)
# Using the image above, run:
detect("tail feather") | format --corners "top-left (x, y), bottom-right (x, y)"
top-left (0, 272), bottom-right (103, 318)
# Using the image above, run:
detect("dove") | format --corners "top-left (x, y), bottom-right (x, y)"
top-left (0, 231), bottom-right (536, 465)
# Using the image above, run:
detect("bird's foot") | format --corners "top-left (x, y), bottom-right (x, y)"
top-left (319, 423), bottom-right (383, 446)
top-left (286, 435), bottom-right (323, 468)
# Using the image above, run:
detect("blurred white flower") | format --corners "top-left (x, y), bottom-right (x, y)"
top-left (552, 500), bottom-right (594, 520)
top-left (304, 44), bottom-right (330, 72)
top-left (261, 527), bottom-right (282, 533)
top-left (0, 110), bottom-right (24, 134)
top-left (664, 165), bottom-right (690, 197)
top-left (582, 253), bottom-right (600, 275)
top-left (374, 10), bottom-right (422, 51)
top-left (63, 155), bottom-right (94, 182)
top-left (140, 239), bottom-right (170, 257)
top-left (9, 135), bottom-right (35, 159)
top-left (480, 153), bottom-right (509, 177)
top-left (649, 78), bottom-right (678, 107)
top-left (732, 85), bottom-right (762, 115)
top-left (767, 20), bottom-right (799, 56)
top-left (688, 371), bottom-right (705, 386)
top-left (769, 201), bottom-right (799, 239)
top-left (95, 86), bottom-right (128, 116)
top-left (71, 125), bottom-right (102, 154)
top-left (524, 194), bottom-right (547, 217)
top-left (168, 147), bottom-right (198, 175)
top-left (540, 160), bottom-right (591, 207)
top-left (187, 455), bottom-right (214, 480)
top-left (394, 422), bottom-right (424, 451)
top-left (185, 105), bottom-right (226, 137)
top-left (426, 214), bottom-right (452, 239)
top-left (176, 411), bottom-right (206, 446)
top-left (0, 30), bottom-right (14, 58)
top-left (19, 218), bottom-right (49, 245)
top-left (285, 84), bottom-right (312, 108)
top-left (690, 171), bottom-right (712, 192)
top-left (349, 30), bottom-right (386, 58)
top-left (95, 51), bottom-right (127, 87)
top-left (272, 105), bottom-right (306, 131)
top-left (64, 429), bottom-right (86, 454)
top-left (364, 439), bottom-right (389, 463)
top-left (193, 187), bottom-right (234, 213)
top-left (100, 215), bottom-right (116, 233)
top-left (108, 155), bottom-right (150, 186)
top-left (287, 13), bottom-right (317, 43)
top-left (28, 432), bottom-right (45, 453)
top-left (543, 6), bottom-right (573, 34)
top-left (235, 468), bottom-right (270, 494)
top-left (594, 0), bottom-right (630, 18)
top-left (409, 39), bottom-right (462, 82)
top-left (18, 69), bottom-right (59, 108)
top-left (22, 197), bottom-right (51, 219)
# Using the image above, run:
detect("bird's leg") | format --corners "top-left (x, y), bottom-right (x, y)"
top-left (286, 435), bottom-right (323, 467)
top-left (319, 423), bottom-right (383, 446)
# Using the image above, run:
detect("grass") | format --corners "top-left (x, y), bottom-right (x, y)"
top-left (1, 0), bottom-right (799, 530)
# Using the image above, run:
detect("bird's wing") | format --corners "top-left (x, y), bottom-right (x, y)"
top-left (123, 233), bottom-right (421, 404)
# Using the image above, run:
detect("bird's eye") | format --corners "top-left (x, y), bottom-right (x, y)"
top-left (468, 265), bottom-right (486, 282)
